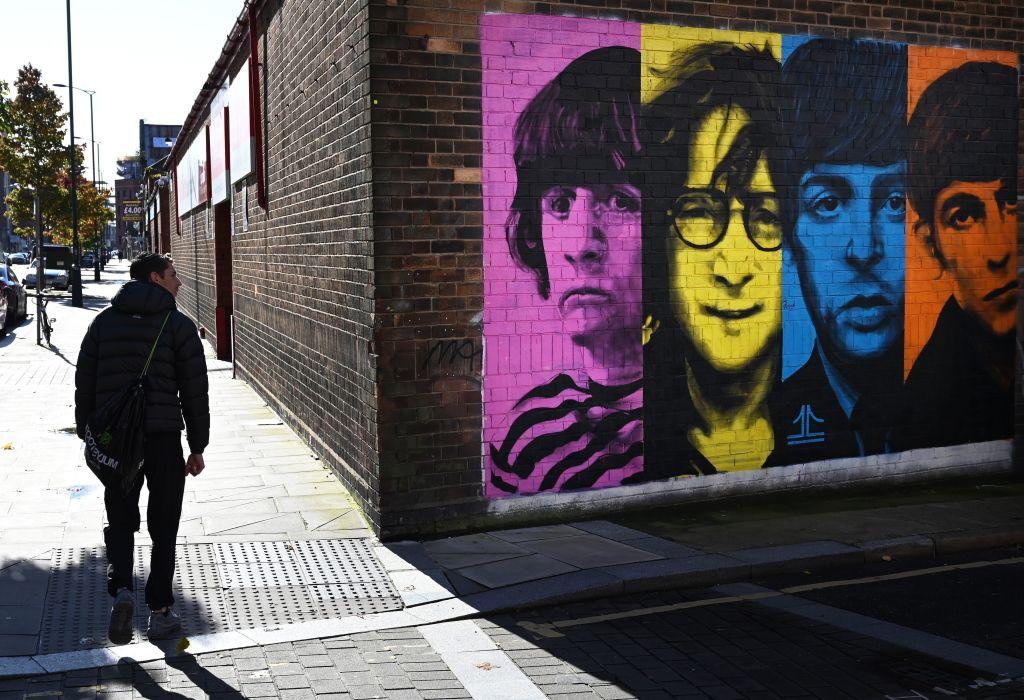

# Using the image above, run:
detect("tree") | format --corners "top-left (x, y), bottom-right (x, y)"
top-left (49, 167), bottom-right (112, 248)
top-left (0, 66), bottom-right (66, 237)
top-left (0, 79), bottom-right (11, 138)
top-left (0, 64), bottom-right (111, 245)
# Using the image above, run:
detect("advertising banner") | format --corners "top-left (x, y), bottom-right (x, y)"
top-left (228, 59), bottom-right (253, 184)
top-left (121, 200), bottom-right (143, 223)
top-left (210, 82), bottom-right (230, 204)
top-left (175, 158), bottom-right (188, 217)
top-left (195, 126), bottom-right (209, 207)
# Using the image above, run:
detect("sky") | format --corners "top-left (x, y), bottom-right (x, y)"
top-left (0, 0), bottom-right (244, 187)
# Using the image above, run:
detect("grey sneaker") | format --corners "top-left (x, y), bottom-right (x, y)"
top-left (107, 589), bottom-right (134, 645)
top-left (147, 608), bottom-right (182, 640)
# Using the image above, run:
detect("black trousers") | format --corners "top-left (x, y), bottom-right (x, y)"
top-left (103, 432), bottom-right (186, 610)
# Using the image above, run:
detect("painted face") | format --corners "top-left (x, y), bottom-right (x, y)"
top-left (541, 182), bottom-right (643, 348)
top-left (668, 105), bottom-right (782, 374)
top-left (933, 179), bottom-right (1017, 336)
top-left (792, 162), bottom-right (906, 362)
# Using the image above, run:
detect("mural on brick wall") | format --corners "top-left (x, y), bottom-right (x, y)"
top-left (481, 14), bottom-right (1019, 498)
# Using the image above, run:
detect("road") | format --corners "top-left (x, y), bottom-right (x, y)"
top-left (2, 547), bottom-right (1021, 699)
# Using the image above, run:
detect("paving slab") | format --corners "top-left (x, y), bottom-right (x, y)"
top-left (0, 635), bottom-right (38, 656)
top-left (489, 524), bottom-right (584, 544)
top-left (0, 655), bottom-right (46, 677)
top-left (417, 621), bottom-right (497, 654)
top-left (423, 534), bottom-right (530, 569)
top-left (374, 543), bottom-right (436, 573)
top-left (0, 605), bottom-right (44, 635)
top-left (204, 513), bottom-right (306, 536)
top-left (305, 511), bottom-right (367, 533)
top-left (517, 534), bottom-right (663, 568)
top-left (569, 520), bottom-right (650, 542)
top-left (456, 554), bottom-right (578, 589)
top-left (389, 569), bottom-right (457, 607)
top-left (618, 536), bottom-right (704, 559)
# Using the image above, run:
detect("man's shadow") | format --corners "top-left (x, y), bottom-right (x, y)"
top-left (114, 653), bottom-right (245, 698)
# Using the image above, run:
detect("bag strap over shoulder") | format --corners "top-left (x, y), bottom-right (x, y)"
top-left (139, 311), bottom-right (173, 379)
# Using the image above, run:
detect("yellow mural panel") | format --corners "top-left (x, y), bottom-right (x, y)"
top-left (639, 24), bottom-right (783, 473)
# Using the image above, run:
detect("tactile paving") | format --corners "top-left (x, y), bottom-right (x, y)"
top-left (293, 538), bottom-right (390, 584)
top-left (218, 560), bottom-right (306, 588)
top-left (38, 539), bottom-right (404, 653)
top-left (135, 588), bottom-right (230, 639)
top-left (221, 586), bottom-right (319, 629)
top-left (213, 540), bottom-right (296, 564)
top-left (309, 583), bottom-right (404, 617)
top-left (40, 547), bottom-right (141, 653)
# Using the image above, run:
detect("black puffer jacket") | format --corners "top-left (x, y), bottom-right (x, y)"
top-left (75, 281), bottom-right (210, 454)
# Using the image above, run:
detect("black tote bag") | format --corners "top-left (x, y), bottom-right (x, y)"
top-left (84, 311), bottom-right (172, 494)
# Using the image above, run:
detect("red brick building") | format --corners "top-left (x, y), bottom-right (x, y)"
top-left (168, 0), bottom-right (1023, 539)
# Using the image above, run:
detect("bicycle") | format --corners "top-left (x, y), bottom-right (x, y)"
top-left (30, 292), bottom-right (55, 346)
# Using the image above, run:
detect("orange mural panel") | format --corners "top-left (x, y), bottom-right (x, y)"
top-left (904, 46), bottom-right (1018, 379)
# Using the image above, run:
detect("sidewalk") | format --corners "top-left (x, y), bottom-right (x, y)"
top-left (1, 262), bottom-right (1022, 681)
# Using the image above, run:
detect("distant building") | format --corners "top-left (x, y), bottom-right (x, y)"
top-left (116, 155), bottom-right (142, 182)
top-left (0, 171), bottom-right (31, 254)
top-left (139, 121), bottom-right (179, 170)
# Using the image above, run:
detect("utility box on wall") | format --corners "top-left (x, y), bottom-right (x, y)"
top-left (169, 0), bottom-right (1023, 540)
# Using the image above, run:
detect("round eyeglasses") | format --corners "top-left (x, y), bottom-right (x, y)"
top-left (669, 189), bottom-right (783, 252)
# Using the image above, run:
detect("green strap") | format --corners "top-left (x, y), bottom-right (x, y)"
top-left (139, 311), bottom-right (173, 379)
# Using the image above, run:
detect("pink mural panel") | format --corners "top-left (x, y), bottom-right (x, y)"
top-left (482, 15), bottom-right (643, 498)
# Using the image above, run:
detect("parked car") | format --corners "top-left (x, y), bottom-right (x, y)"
top-left (0, 264), bottom-right (27, 328)
top-left (81, 253), bottom-right (95, 267)
top-left (25, 245), bottom-right (72, 291)
top-left (23, 263), bottom-right (70, 291)
top-left (8, 253), bottom-right (30, 266)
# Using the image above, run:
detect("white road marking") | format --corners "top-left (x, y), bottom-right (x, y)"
top-left (515, 556), bottom-right (1024, 635)
top-left (419, 620), bottom-right (545, 700)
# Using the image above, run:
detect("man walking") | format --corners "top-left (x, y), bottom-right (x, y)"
top-left (75, 252), bottom-right (209, 644)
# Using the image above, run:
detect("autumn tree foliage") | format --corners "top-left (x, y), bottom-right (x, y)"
top-left (0, 64), bottom-right (111, 247)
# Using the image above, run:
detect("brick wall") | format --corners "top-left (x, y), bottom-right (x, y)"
top-left (171, 0), bottom-right (380, 529)
top-left (170, 168), bottom-right (216, 347)
top-left (369, 0), bottom-right (1024, 538)
top-left (168, 0), bottom-right (1022, 540)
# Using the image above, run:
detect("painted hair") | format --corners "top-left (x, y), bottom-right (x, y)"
top-left (781, 38), bottom-right (908, 233)
top-left (644, 41), bottom-right (782, 206)
top-left (506, 46), bottom-right (642, 299)
top-left (908, 61), bottom-right (1018, 267)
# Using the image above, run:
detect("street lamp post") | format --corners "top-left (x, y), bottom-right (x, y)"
top-left (55, 83), bottom-right (99, 282)
top-left (63, 0), bottom-right (82, 308)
